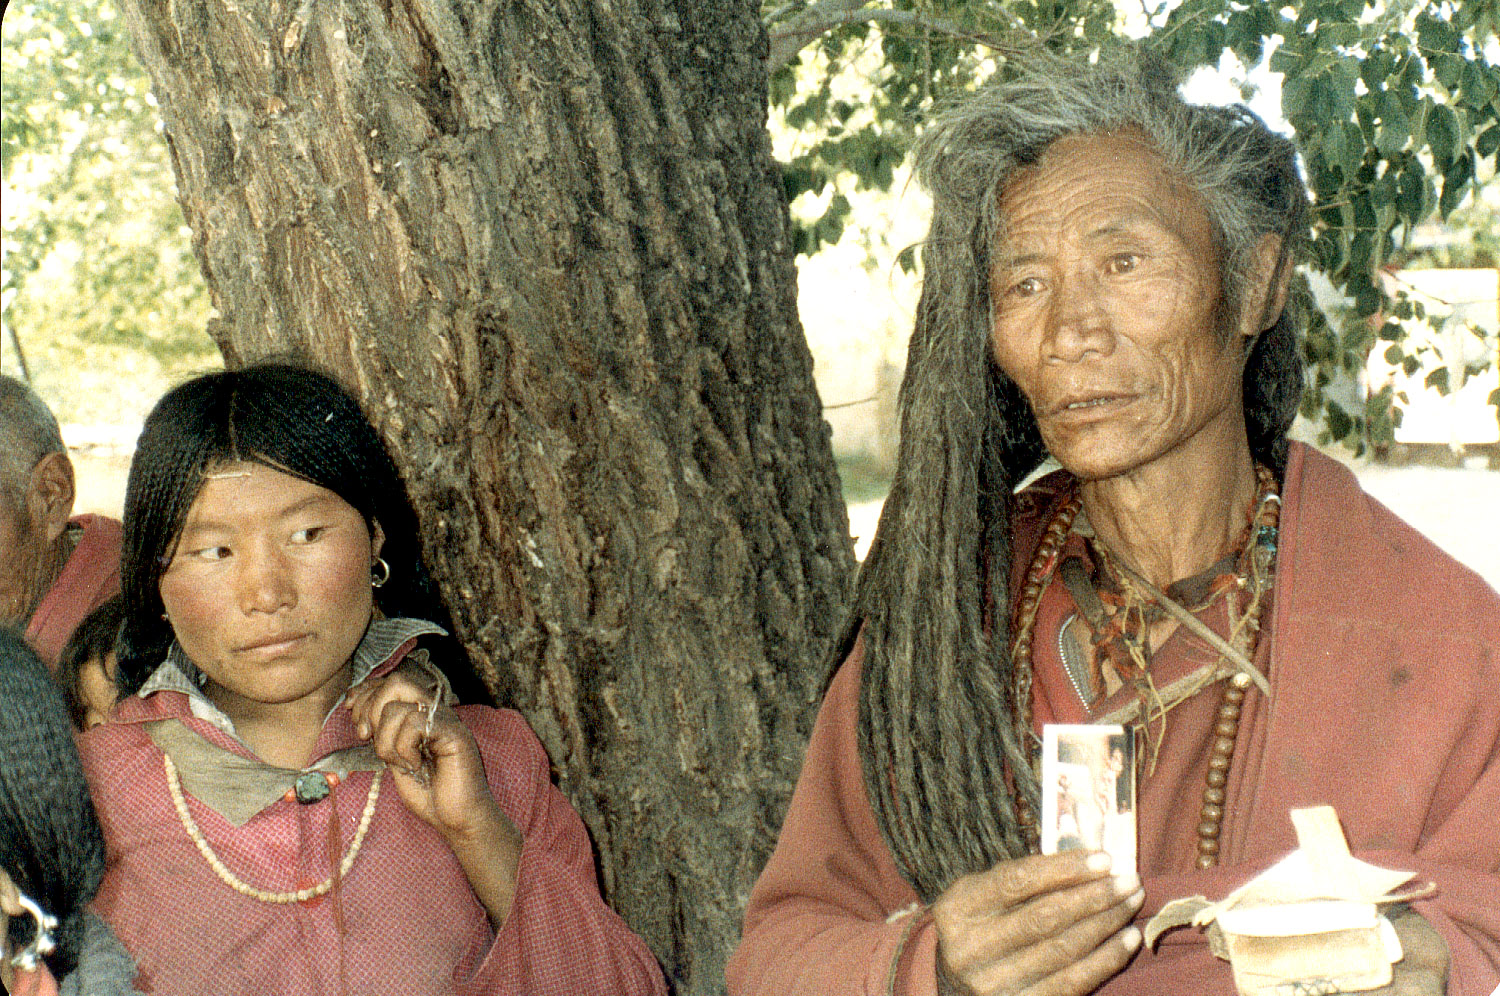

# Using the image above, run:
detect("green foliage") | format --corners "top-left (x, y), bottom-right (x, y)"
top-left (2, 0), bottom-right (218, 424)
top-left (765, 0), bottom-right (1500, 451)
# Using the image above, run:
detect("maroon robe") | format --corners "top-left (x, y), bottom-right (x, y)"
top-left (728, 443), bottom-right (1500, 995)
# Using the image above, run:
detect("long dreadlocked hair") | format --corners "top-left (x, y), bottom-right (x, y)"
top-left (114, 362), bottom-right (489, 704)
top-left (851, 48), bottom-right (1310, 903)
top-left (0, 627), bottom-right (107, 980)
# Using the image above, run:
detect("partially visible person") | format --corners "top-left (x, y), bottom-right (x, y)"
top-left (79, 363), bottom-right (666, 996)
top-left (0, 375), bottom-right (122, 669)
top-left (0, 627), bottom-right (140, 996)
top-left (57, 596), bottom-right (125, 730)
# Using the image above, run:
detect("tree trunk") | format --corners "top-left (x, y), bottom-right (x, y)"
top-left (119, 0), bottom-right (855, 989)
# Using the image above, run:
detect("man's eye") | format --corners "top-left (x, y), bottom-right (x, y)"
top-left (1107, 253), bottom-right (1140, 274)
top-left (1010, 276), bottom-right (1044, 296)
top-left (290, 526), bottom-right (326, 544)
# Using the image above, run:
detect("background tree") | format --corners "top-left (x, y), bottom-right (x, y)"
top-left (109, 1), bottom-right (852, 991)
top-left (767, 0), bottom-right (1500, 450)
top-left (2, 0), bottom-right (218, 419)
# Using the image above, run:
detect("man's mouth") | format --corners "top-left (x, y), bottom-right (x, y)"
top-left (1052, 393), bottom-right (1135, 416)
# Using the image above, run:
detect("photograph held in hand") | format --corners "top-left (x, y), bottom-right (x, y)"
top-left (1042, 724), bottom-right (1137, 877)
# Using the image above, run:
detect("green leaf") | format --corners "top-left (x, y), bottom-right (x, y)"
top-left (1414, 13), bottom-right (1459, 56)
top-left (1375, 92), bottom-right (1410, 157)
top-left (1361, 49), bottom-right (1396, 90)
top-left (1326, 402), bottom-right (1354, 441)
top-left (1427, 102), bottom-right (1460, 166)
top-left (1477, 123), bottom-right (1500, 162)
top-left (1457, 60), bottom-right (1498, 112)
top-left (1425, 366), bottom-right (1451, 394)
top-left (1439, 151), bottom-right (1475, 218)
top-left (1433, 53), bottom-right (1464, 89)
top-left (1395, 157), bottom-right (1429, 225)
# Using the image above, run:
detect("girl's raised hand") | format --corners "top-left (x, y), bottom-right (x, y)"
top-left (347, 670), bottom-right (523, 926)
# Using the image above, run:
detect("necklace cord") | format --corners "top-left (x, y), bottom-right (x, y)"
top-left (163, 753), bottom-right (383, 903)
top-left (1009, 466), bottom-right (1280, 866)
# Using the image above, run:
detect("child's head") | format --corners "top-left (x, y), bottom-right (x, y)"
top-left (0, 627), bottom-right (106, 983)
top-left (57, 596), bottom-right (125, 730)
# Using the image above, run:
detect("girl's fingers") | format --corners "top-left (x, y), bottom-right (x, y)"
top-left (371, 700), bottom-right (428, 772)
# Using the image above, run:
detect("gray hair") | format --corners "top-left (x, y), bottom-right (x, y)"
top-left (0, 375), bottom-right (66, 498)
top-left (852, 48), bottom-right (1310, 903)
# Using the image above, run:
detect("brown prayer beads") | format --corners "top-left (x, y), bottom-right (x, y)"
top-left (1011, 467), bottom-right (1279, 867)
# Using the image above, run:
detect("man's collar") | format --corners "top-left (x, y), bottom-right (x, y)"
top-left (137, 616), bottom-right (448, 739)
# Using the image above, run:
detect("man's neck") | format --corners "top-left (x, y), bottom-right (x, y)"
top-left (1078, 420), bottom-right (1257, 590)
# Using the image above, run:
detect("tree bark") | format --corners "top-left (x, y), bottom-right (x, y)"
top-left (119, 0), bottom-right (855, 989)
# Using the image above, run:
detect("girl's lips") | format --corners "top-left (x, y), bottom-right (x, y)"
top-left (235, 633), bottom-right (311, 654)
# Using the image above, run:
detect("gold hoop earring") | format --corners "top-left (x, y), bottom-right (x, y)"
top-left (371, 557), bottom-right (391, 589)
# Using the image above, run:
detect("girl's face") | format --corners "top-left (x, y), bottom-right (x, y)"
top-left (158, 461), bottom-right (383, 723)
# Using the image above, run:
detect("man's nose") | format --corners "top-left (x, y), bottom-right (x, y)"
top-left (1043, 270), bottom-right (1114, 363)
top-left (236, 543), bottom-right (296, 614)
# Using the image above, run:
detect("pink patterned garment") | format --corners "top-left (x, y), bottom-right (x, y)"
top-left (78, 644), bottom-right (665, 996)
top-left (24, 514), bottom-right (121, 669)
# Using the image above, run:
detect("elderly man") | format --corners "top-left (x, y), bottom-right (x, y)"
top-left (727, 53), bottom-right (1498, 996)
top-left (0, 374), bottom-right (122, 668)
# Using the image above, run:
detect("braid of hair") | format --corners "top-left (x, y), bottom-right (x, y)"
top-left (852, 284), bottom-right (1040, 904)
top-left (0, 630), bottom-right (107, 980)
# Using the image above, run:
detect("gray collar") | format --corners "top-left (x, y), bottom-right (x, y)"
top-left (137, 616), bottom-right (447, 741)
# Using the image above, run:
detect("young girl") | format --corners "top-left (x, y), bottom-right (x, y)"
top-left (57, 595), bottom-right (125, 730)
top-left (78, 363), bottom-right (665, 996)
top-left (0, 628), bottom-right (139, 996)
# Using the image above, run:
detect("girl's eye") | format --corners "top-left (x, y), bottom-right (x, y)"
top-left (191, 545), bottom-right (231, 562)
top-left (290, 526), bottom-right (326, 544)
top-left (1107, 253), bottom-right (1140, 275)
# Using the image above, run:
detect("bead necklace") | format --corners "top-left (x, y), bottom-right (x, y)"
top-left (1009, 467), bottom-right (1280, 865)
top-left (164, 753), bottom-right (384, 903)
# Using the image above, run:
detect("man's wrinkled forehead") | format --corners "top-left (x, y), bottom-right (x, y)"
top-left (991, 130), bottom-right (1218, 260)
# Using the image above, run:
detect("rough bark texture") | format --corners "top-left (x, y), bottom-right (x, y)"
top-left (119, 1), bottom-right (855, 989)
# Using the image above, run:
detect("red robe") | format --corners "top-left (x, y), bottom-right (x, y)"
top-left (24, 513), bottom-right (122, 669)
top-left (727, 443), bottom-right (1500, 995)
top-left (78, 639), bottom-right (666, 996)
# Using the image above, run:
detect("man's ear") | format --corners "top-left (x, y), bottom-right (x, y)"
top-left (1243, 232), bottom-right (1293, 338)
top-left (28, 451), bottom-right (76, 542)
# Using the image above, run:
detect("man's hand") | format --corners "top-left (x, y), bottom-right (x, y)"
top-left (932, 851), bottom-right (1144, 996)
top-left (1366, 907), bottom-right (1449, 996)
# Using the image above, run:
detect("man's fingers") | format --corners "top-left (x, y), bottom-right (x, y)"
top-left (947, 880), bottom-right (1143, 991)
top-left (944, 851), bottom-right (1116, 918)
top-left (1013, 925), bottom-right (1142, 996)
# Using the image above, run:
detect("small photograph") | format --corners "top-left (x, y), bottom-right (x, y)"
top-left (1041, 723), bottom-right (1136, 874)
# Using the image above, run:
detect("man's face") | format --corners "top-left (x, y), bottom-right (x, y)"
top-left (988, 130), bottom-right (1250, 482)
top-left (0, 484), bottom-right (47, 626)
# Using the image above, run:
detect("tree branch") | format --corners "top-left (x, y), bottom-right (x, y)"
top-left (765, 0), bottom-right (1026, 73)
